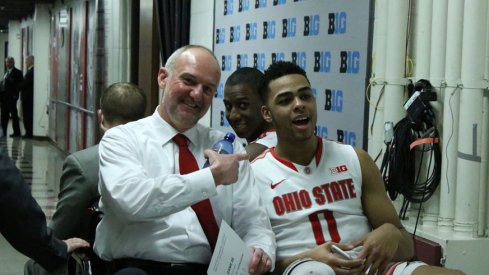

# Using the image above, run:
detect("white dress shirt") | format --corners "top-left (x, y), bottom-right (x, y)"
top-left (94, 109), bottom-right (276, 266)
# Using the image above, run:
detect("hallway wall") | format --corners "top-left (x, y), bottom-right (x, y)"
top-left (0, 32), bottom-right (8, 76)
top-left (7, 21), bottom-right (21, 64)
top-left (367, 0), bottom-right (489, 273)
top-left (32, 4), bottom-right (51, 138)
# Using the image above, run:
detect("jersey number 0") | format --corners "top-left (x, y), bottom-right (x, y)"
top-left (308, 209), bottom-right (340, 244)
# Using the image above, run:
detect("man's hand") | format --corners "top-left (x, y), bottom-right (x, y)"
top-left (351, 223), bottom-right (401, 275)
top-left (306, 243), bottom-right (365, 275)
top-left (205, 149), bottom-right (249, 186)
top-left (277, 242), bottom-right (365, 274)
top-left (249, 247), bottom-right (272, 275)
top-left (63, 238), bottom-right (90, 253)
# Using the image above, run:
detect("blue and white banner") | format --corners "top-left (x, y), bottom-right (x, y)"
top-left (212, 0), bottom-right (371, 147)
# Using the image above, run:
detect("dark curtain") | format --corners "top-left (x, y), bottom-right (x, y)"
top-left (155, 0), bottom-right (191, 64)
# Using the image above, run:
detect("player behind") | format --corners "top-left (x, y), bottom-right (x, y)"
top-left (251, 61), bottom-right (464, 275)
top-left (223, 67), bottom-right (275, 160)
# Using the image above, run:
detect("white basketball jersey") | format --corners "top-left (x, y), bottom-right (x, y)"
top-left (252, 137), bottom-right (372, 260)
top-left (251, 130), bottom-right (277, 148)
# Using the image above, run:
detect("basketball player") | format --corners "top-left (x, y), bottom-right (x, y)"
top-left (251, 61), bottom-right (464, 275)
top-left (223, 67), bottom-right (276, 160)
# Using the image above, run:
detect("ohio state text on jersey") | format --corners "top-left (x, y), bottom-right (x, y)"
top-left (252, 137), bottom-right (371, 260)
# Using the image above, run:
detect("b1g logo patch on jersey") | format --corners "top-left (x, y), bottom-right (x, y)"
top-left (329, 164), bottom-right (348, 175)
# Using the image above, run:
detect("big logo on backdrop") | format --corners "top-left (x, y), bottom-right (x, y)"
top-left (213, 0), bottom-right (371, 147)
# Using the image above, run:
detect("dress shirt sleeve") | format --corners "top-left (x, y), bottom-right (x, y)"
top-left (98, 127), bottom-right (217, 222)
top-left (230, 159), bottom-right (277, 268)
top-left (50, 154), bottom-right (96, 239)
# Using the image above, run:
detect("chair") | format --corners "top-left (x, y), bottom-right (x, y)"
top-left (67, 205), bottom-right (107, 275)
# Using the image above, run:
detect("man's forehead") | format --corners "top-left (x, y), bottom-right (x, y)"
top-left (225, 83), bottom-right (255, 93)
top-left (180, 48), bottom-right (217, 63)
top-left (269, 74), bottom-right (309, 92)
top-left (176, 51), bottom-right (218, 70)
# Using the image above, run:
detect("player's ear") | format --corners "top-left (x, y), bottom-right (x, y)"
top-left (262, 105), bottom-right (273, 123)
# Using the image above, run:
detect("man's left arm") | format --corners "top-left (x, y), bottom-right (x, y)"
top-left (231, 157), bottom-right (276, 274)
top-left (353, 148), bottom-right (414, 273)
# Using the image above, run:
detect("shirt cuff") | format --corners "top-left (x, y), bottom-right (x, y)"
top-left (183, 167), bottom-right (217, 200)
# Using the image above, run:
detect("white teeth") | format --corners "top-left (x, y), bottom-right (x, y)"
top-left (186, 102), bottom-right (198, 108)
top-left (294, 117), bottom-right (308, 122)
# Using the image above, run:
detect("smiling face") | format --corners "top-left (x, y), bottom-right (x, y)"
top-left (223, 83), bottom-right (266, 142)
top-left (262, 74), bottom-right (317, 143)
top-left (157, 47), bottom-right (221, 132)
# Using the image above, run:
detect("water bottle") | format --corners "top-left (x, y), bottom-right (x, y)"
top-left (203, 132), bottom-right (236, 168)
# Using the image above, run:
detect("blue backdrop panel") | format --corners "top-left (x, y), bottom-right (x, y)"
top-left (212, 0), bottom-right (371, 147)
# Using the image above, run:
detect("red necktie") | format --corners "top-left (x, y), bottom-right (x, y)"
top-left (173, 134), bottom-right (219, 251)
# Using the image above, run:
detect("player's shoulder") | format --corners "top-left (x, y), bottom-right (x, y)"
top-left (251, 130), bottom-right (277, 147)
top-left (322, 138), bottom-right (356, 154)
top-left (251, 147), bottom-right (274, 164)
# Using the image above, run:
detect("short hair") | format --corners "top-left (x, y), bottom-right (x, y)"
top-left (164, 45), bottom-right (219, 75)
top-left (100, 82), bottom-right (147, 126)
top-left (259, 61), bottom-right (310, 104)
top-left (225, 67), bottom-right (264, 98)
top-left (5, 56), bottom-right (14, 63)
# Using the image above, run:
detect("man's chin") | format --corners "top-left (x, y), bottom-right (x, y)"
top-left (170, 114), bottom-right (201, 131)
top-left (232, 127), bottom-right (247, 137)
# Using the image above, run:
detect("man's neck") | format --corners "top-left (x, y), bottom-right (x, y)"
top-left (274, 135), bottom-right (318, 166)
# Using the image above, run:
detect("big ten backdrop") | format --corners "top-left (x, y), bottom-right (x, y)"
top-left (212, 0), bottom-right (372, 148)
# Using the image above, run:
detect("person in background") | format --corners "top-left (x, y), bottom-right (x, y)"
top-left (20, 55), bottom-right (34, 138)
top-left (0, 148), bottom-right (89, 272)
top-left (24, 82), bottom-right (147, 275)
top-left (1, 56), bottom-right (23, 138)
top-left (94, 45), bottom-right (275, 275)
top-left (251, 61), bottom-right (464, 275)
top-left (223, 67), bottom-right (275, 160)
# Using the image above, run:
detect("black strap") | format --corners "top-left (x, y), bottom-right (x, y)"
top-left (111, 259), bottom-right (208, 275)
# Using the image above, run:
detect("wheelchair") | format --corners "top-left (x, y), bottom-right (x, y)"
top-left (68, 205), bottom-right (107, 275)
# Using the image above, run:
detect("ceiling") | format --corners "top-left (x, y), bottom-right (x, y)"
top-left (0, 0), bottom-right (55, 32)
